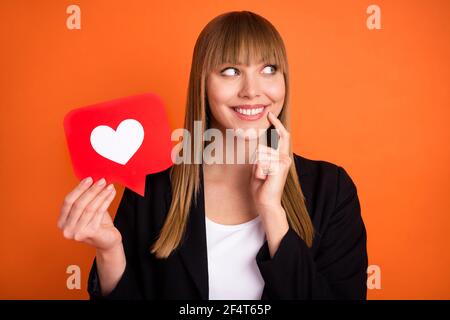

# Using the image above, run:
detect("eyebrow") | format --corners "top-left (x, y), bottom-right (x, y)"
top-left (220, 60), bottom-right (267, 67)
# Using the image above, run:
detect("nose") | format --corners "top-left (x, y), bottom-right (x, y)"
top-left (237, 73), bottom-right (261, 99)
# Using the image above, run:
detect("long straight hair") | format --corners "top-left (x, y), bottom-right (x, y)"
top-left (151, 11), bottom-right (314, 258)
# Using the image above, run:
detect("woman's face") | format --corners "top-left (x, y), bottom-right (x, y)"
top-left (206, 59), bottom-right (285, 138)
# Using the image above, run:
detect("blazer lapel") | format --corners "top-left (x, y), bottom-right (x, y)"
top-left (177, 166), bottom-right (209, 299)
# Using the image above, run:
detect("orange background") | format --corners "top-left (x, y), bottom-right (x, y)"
top-left (0, 0), bottom-right (449, 299)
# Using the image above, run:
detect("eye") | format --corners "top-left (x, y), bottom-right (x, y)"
top-left (262, 65), bottom-right (277, 74)
top-left (221, 67), bottom-right (239, 76)
top-left (219, 64), bottom-right (278, 76)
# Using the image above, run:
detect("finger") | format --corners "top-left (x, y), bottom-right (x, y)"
top-left (252, 157), bottom-right (261, 179)
top-left (88, 189), bottom-right (116, 231)
top-left (254, 160), bottom-right (274, 180)
top-left (255, 148), bottom-right (288, 174)
top-left (254, 154), bottom-right (279, 172)
top-left (251, 145), bottom-right (279, 164)
top-left (58, 177), bottom-right (93, 229)
top-left (267, 111), bottom-right (290, 155)
top-left (254, 149), bottom-right (279, 162)
top-left (257, 144), bottom-right (279, 155)
top-left (62, 178), bottom-right (107, 236)
top-left (72, 184), bottom-right (115, 240)
top-left (255, 149), bottom-right (292, 166)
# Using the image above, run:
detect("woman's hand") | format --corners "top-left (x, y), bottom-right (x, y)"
top-left (250, 111), bottom-right (291, 257)
top-left (250, 111), bottom-right (292, 212)
top-left (57, 177), bottom-right (122, 252)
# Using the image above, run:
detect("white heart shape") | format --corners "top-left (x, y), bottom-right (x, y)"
top-left (90, 119), bottom-right (144, 165)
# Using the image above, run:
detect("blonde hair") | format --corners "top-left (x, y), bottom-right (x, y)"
top-left (151, 11), bottom-right (314, 258)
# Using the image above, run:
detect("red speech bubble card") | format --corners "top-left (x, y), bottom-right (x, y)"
top-left (63, 93), bottom-right (173, 197)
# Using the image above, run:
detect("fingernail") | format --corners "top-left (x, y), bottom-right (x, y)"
top-left (82, 177), bottom-right (92, 185)
top-left (97, 178), bottom-right (106, 186)
top-left (106, 184), bottom-right (114, 191)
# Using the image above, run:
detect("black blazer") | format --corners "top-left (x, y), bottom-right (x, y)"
top-left (87, 153), bottom-right (368, 300)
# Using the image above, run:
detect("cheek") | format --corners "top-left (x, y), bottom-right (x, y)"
top-left (265, 78), bottom-right (285, 103)
top-left (207, 78), bottom-right (236, 108)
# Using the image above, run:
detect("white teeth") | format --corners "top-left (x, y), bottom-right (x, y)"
top-left (235, 107), bottom-right (264, 116)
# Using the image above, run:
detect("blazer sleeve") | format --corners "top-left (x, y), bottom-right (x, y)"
top-left (87, 187), bottom-right (144, 300)
top-left (256, 166), bottom-right (368, 300)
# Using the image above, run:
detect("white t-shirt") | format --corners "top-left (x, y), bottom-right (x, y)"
top-left (205, 214), bottom-right (266, 300)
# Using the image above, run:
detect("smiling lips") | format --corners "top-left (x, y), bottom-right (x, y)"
top-left (232, 104), bottom-right (268, 120)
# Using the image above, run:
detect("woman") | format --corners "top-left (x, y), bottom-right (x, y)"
top-left (57, 11), bottom-right (368, 300)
